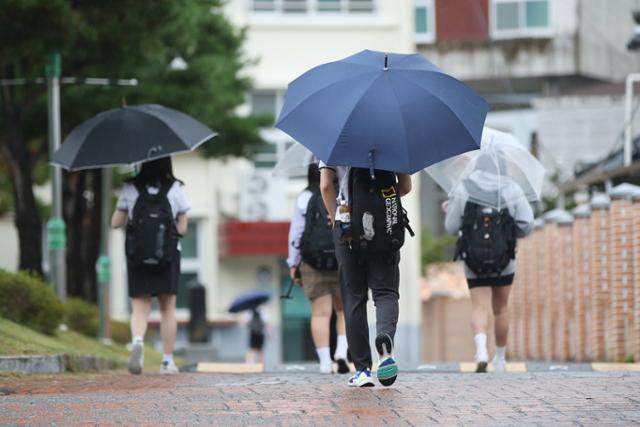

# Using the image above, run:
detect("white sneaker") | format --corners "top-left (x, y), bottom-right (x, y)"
top-left (347, 368), bottom-right (375, 387)
top-left (319, 362), bottom-right (333, 374)
top-left (128, 342), bottom-right (144, 375)
top-left (492, 356), bottom-right (506, 373)
top-left (160, 360), bottom-right (179, 375)
top-left (474, 350), bottom-right (488, 373)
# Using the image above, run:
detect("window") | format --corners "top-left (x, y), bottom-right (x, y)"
top-left (415, 0), bottom-right (435, 44)
top-left (251, 91), bottom-right (278, 117)
top-left (250, 0), bottom-right (376, 14)
top-left (491, 0), bottom-right (550, 38)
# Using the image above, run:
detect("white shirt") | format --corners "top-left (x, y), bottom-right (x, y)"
top-left (287, 189), bottom-right (313, 268)
top-left (318, 161), bottom-right (351, 220)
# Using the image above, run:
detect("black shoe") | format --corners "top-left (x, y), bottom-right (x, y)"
top-left (336, 357), bottom-right (350, 374)
top-left (475, 361), bottom-right (488, 373)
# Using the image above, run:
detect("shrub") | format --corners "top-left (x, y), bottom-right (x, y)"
top-left (0, 269), bottom-right (64, 335)
top-left (63, 298), bottom-right (130, 344)
top-left (63, 298), bottom-right (99, 337)
top-left (109, 319), bottom-right (131, 345)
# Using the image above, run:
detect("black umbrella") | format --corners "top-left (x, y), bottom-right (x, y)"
top-left (51, 104), bottom-right (217, 171)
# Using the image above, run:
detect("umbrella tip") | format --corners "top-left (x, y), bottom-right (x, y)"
top-left (384, 53), bottom-right (389, 71)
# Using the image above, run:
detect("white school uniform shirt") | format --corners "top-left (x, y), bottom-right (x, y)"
top-left (116, 181), bottom-right (191, 249)
top-left (318, 161), bottom-right (351, 221)
top-left (286, 189), bottom-right (313, 268)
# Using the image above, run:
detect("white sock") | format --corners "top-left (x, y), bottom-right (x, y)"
top-left (495, 346), bottom-right (506, 361)
top-left (334, 335), bottom-right (348, 360)
top-left (474, 333), bottom-right (488, 361)
top-left (316, 347), bottom-right (332, 368)
top-left (132, 336), bottom-right (144, 345)
top-left (162, 354), bottom-right (173, 364)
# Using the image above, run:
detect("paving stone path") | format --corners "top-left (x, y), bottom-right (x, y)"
top-left (1, 371), bottom-right (639, 425)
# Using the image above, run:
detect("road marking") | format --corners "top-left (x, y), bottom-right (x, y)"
top-left (196, 363), bottom-right (263, 373)
top-left (592, 363), bottom-right (640, 372)
top-left (417, 364), bottom-right (437, 370)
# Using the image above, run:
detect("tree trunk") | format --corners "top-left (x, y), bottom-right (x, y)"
top-left (0, 67), bottom-right (43, 275)
top-left (64, 170), bottom-right (102, 302)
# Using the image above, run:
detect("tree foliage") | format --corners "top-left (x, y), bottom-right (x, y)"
top-left (0, 0), bottom-right (264, 296)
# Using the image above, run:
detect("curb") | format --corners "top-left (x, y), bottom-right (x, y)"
top-left (0, 354), bottom-right (118, 374)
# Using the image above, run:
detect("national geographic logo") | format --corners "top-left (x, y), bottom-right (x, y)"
top-left (382, 186), bottom-right (398, 235)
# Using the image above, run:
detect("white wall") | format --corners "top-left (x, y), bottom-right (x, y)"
top-left (225, 0), bottom-right (415, 90)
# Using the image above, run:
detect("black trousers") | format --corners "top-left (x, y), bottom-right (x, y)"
top-left (333, 227), bottom-right (400, 371)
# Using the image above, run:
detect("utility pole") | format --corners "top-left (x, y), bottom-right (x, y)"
top-left (45, 52), bottom-right (66, 302)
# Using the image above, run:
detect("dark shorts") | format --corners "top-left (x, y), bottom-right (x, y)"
top-left (467, 273), bottom-right (515, 289)
top-left (250, 332), bottom-right (265, 350)
top-left (127, 250), bottom-right (180, 298)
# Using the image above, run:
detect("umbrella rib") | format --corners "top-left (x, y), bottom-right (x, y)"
top-left (325, 73), bottom-right (389, 166)
top-left (277, 69), bottom-right (379, 125)
top-left (386, 75), bottom-right (413, 172)
top-left (397, 75), bottom-right (483, 160)
top-left (397, 70), bottom-right (486, 146)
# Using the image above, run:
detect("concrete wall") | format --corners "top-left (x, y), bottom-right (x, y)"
top-left (418, 0), bottom-right (579, 81)
top-left (578, 0), bottom-right (640, 82)
top-left (534, 94), bottom-right (640, 181)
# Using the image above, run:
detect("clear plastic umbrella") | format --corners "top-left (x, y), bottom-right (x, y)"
top-left (425, 128), bottom-right (546, 210)
top-left (272, 142), bottom-right (318, 178)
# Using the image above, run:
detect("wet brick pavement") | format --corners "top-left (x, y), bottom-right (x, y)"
top-left (1, 371), bottom-right (639, 426)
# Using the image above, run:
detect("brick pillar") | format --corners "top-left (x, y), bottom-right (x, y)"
top-left (632, 193), bottom-right (640, 362)
top-left (541, 217), bottom-right (558, 361)
top-left (516, 232), bottom-right (533, 359)
top-left (589, 194), bottom-right (611, 361)
top-left (530, 219), bottom-right (545, 360)
top-left (571, 205), bottom-right (591, 361)
top-left (609, 184), bottom-right (640, 362)
top-left (555, 212), bottom-right (574, 361)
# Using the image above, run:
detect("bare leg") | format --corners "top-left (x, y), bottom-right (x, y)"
top-left (492, 285), bottom-right (512, 347)
top-left (130, 295), bottom-right (152, 339)
top-left (470, 287), bottom-right (492, 336)
top-left (310, 294), bottom-right (332, 348)
top-left (158, 294), bottom-right (177, 356)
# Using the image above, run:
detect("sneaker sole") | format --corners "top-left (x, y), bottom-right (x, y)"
top-left (349, 380), bottom-right (375, 388)
top-left (336, 358), bottom-right (350, 374)
top-left (475, 361), bottom-right (488, 373)
top-left (128, 345), bottom-right (143, 375)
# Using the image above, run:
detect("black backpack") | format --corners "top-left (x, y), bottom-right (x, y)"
top-left (454, 200), bottom-right (517, 277)
top-left (348, 167), bottom-right (414, 253)
top-left (299, 186), bottom-right (338, 270)
top-left (125, 182), bottom-right (178, 269)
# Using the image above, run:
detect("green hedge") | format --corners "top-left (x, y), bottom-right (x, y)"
top-left (0, 269), bottom-right (64, 335)
top-left (63, 298), bottom-right (130, 345)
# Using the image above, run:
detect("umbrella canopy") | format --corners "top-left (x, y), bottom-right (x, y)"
top-left (228, 289), bottom-right (271, 313)
top-left (425, 128), bottom-right (546, 210)
top-left (272, 142), bottom-right (318, 178)
top-left (276, 49), bottom-right (488, 174)
top-left (51, 104), bottom-right (217, 171)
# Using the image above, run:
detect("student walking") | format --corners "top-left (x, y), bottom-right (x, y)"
top-left (319, 163), bottom-right (412, 387)
top-left (443, 157), bottom-right (534, 373)
top-left (287, 164), bottom-right (350, 374)
top-left (111, 157), bottom-right (190, 375)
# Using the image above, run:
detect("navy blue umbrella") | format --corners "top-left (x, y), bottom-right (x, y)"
top-left (276, 50), bottom-right (489, 174)
top-left (228, 289), bottom-right (271, 313)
